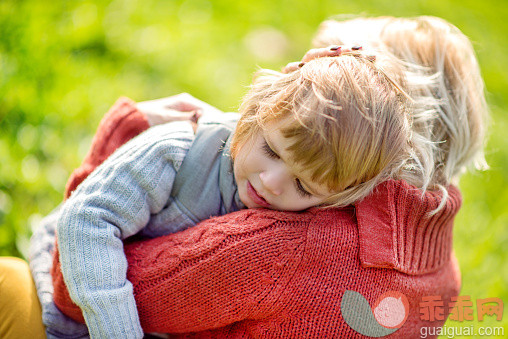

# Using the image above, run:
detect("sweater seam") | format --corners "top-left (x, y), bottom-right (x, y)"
top-left (255, 219), bottom-right (310, 318)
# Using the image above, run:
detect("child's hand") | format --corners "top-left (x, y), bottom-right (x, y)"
top-left (143, 108), bottom-right (201, 127)
top-left (282, 45), bottom-right (364, 73)
top-left (136, 93), bottom-right (204, 126)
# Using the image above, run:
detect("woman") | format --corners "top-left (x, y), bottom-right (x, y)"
top-left (0, 15), bottom-right (488, 338)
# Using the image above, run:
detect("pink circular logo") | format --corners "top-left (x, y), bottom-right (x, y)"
top-left (373, 291), bottom-right (409, 329)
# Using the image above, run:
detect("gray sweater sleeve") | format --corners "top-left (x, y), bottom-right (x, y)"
top-left (29, 205), bottom-right (90, 338)
top-left (56, 121), bottom-right (194, 339)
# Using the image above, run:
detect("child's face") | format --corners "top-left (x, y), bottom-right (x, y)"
top-left (233, 120), bottom-right (336, 211)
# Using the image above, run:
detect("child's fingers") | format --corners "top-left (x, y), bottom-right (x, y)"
top-left (283, 46), bottom-right (358, 73)
top-left (282, 61), bottom-right (303, 73)
top-left (301, 46), bottom-right (344, 62)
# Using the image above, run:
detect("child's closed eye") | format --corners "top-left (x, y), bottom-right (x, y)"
top-left (262, 140), bottom-right (313, 198)
top-left (295, 178), bottom-right (313, 198)
top-left (262, 141), bottom-right (280, 159)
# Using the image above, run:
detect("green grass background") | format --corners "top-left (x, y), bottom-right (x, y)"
top-left (1, 0), bottom-right (506, 336)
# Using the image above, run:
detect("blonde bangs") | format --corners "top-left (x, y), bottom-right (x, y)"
top-left (232, 55), bottom-right (411, 207)
top-left (281, 117), bottom-right (342, 191)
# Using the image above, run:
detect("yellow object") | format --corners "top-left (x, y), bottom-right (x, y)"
top-left (0, 257), bottom-right (46, 338)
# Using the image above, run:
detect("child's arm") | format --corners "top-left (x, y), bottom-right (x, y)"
top-left (30, 95), bottom-right (199, 337)
top-left (30, 97), bottom-right (149, 337)
top-left (29, 205), bottom-right (90, 338)
top-left (57, 121), bottom-right (195, 338)
top-left (30, 94), bottom-right (220, 337)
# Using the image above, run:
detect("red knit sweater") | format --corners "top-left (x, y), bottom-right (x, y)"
top-left (52, 97), bottom-right (462, 338)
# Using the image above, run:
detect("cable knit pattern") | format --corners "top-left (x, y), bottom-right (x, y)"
top-left (46, 98), bottom-right (462, 338)
top-left (53, 185), bottom-right (462, 338)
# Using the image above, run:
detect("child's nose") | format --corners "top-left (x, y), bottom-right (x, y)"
top-left (259, 168), bottom-right (288, 196)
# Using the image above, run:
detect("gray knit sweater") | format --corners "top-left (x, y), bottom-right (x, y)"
top-left (31, 115), bottom-right (243, 338)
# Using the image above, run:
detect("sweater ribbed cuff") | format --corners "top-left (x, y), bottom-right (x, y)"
top-left (81, 291), bottom-right (143, 339)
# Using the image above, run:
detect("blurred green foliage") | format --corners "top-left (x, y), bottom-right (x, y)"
top-left (0, 0), bottom-right (506, 336)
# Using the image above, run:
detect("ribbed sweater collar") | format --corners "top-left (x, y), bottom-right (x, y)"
top-left (354, 180), bottom-right (462, 275)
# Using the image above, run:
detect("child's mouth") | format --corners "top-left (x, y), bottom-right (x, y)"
top-left (247, 181), bottom-right (271, 208)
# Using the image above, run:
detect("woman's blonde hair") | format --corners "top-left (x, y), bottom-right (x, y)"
top-left (313, 16), bottom-right (489, 204)
top-left (231, 54), bottom-right (413, 207)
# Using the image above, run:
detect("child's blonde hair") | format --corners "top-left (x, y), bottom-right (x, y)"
top-left (313, 15), bottom-right (489, 196)
top-left (231, 54), bottom-right (413, 207)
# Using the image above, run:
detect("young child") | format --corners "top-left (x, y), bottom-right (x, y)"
top-left (55, 50), bottom-right (413, 337)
